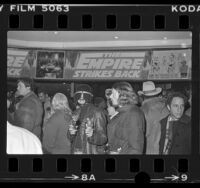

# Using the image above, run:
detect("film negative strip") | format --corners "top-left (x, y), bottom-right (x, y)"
top-left (0, 4), bottom-right (200, 183)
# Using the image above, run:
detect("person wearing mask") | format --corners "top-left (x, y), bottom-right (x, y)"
top-left (68, 84), bottom-right (107, 154)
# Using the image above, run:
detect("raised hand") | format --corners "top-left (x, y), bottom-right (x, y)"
top-left (85, 118), bottom-right (93, 137)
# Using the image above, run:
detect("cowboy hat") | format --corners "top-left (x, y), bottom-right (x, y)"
top-left (138, 81), bottom-right (162, 96)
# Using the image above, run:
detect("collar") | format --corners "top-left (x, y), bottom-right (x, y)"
top-left (110, 112), bottom-right (119, 120)
top-left (168, 115), bottom-right (178, 122)
top-left (22, 91), bottom-right (34, 100)
top-left (142, 97), bottom-right (163, 105)
top-left (167, 114), bottom-right (190, 124)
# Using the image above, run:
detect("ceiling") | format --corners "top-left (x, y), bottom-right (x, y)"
top-left (7, 31), bottom-right (192, 49)
top-left (8, 31), bottom-right (191, 42)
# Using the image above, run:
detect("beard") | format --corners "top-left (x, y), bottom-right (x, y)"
top-left (108, 98), bottom-right (119, 109)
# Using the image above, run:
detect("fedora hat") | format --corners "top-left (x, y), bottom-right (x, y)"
top-left (138, 81), bottom-right (162, 96)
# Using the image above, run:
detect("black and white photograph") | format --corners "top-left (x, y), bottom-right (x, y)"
top-left (36, 51), bottom-right (65, 79)
top-left (7, 31), bottom-right (192, 155)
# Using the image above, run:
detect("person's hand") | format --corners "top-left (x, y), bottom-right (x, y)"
top-left (85, 118), bottom-right (93, 137)
top-left (69, 124), bottom-right (77, 135)
top-left (72, 113), bottom-right (79, 122)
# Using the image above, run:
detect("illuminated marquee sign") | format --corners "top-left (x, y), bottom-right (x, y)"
top-left (7, 48), bottom-right (191, 80)
top-left (66, 52), bottom-right (145, 79)
top-left (64, 49), bottom-right (191, 80)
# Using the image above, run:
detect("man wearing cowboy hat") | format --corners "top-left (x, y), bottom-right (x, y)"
top-left (138, 81), bottom-right (169, 154)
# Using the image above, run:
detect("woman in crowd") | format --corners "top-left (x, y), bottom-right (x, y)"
top-left (42, 93), bottom-right (72, 154)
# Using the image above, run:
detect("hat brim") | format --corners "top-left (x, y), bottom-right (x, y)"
top-left (138, 88), bottom-right (162, 96)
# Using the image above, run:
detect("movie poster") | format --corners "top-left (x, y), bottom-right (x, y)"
top-left (36, 51), bottom-right (65, 79)
top-left (64, 51), bottom-right (146, 80)
top-left (7, 48), bottom-right (37, 78)
top-left (147, 49), bottom-right (192, 80)
top-left (7, 48), bottom-right (30, 77)
top-left (63, 49), bottom-right (191, 80)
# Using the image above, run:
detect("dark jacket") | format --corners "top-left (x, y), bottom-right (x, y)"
top-left (69, 103), bottom-right (107, 154)
top-left (159, 114), bottom-right (191, 155)
top-left (14, 91), bottom-right (44, 140)
top-left (42, 110), bottom-right (72, 154)
top-left (107, 104), bottom-right (145, 154)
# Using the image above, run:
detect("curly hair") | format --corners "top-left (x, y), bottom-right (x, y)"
top-left (112, 82), bottom-right (138, 106)
top-left (166, 91), bottom-right (187, 107)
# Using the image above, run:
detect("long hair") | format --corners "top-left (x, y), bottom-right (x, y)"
top-left (112, 82), bottom-right (138, 106)
top-left (51, 93), bottom-right (72, 115)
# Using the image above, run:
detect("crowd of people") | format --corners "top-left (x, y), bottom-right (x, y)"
top-left (7, 77), bottom-right (191, 155)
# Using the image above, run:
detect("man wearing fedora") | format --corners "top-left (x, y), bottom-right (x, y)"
top-left (138, 81), bottom-right (169, 154)
top-left (68, 84), bottom-right (107, 154)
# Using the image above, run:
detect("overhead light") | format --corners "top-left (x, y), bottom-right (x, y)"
top-left (163, 37), bottom-right (167, 40)
top-left (183, 53), bottom-right (186, 57)
top-left (181, 43), bottom-right (187, 48)
top-left (54, 31), bottom-right (58, 35)
top-left (114, 36), bottom-right (119, 39)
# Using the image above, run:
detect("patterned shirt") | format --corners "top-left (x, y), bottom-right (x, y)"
top-left (163, 116), bottom-right (178, 154)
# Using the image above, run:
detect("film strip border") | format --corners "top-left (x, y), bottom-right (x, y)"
top-left (0, 5), bottom-right (198, 30)
top-left (7, 9), bottom-right (194, 30)
top-left (8, 12), bottom-right (190, 30)
top-left (0, 156), bottom-right (193, 182)
top-left (0, 4), bottom-right (200, 183)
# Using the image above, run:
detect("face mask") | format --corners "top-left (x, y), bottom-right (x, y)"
top-left (78, 92), bottom-right (86, 105)
top-left (74, 91), bottom-right (93, 105)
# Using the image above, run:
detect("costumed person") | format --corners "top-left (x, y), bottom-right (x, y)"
top-left (68, 84), bottom-right (107, 154)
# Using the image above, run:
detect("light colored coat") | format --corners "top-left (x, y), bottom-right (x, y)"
top-left (141, 97), bottom-right (169, 154)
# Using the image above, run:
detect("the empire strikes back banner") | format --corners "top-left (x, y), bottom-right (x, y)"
top-left (7, 48), bottom-right (192, 80)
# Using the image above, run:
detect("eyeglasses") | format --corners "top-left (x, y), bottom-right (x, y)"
top-left (105, 88), bottom-right (112, 99)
